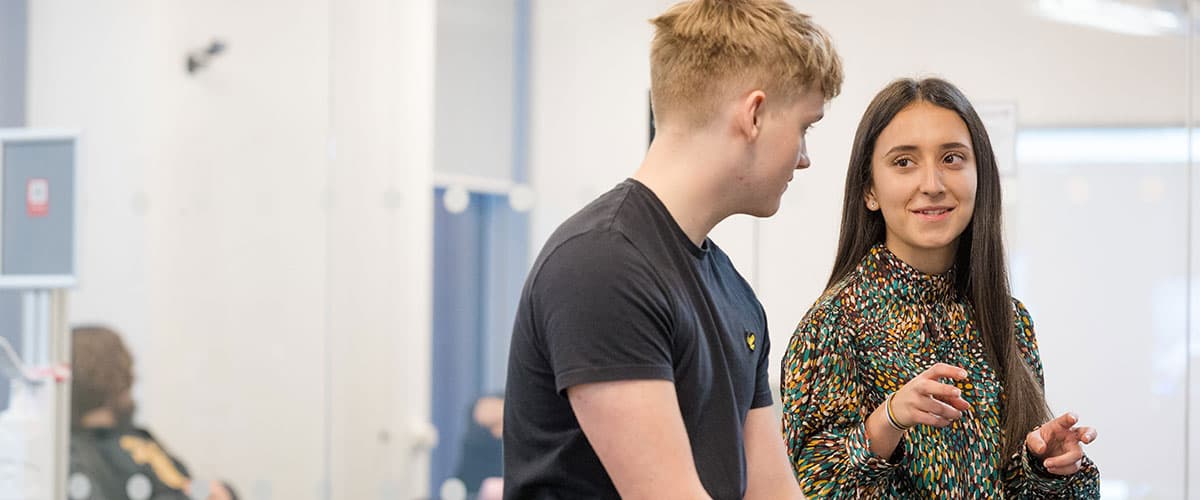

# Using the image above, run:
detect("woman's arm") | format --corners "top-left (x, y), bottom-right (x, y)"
top-left (1002, 299), bottom-right (1100, 498)
top-left (781, 308), bottom-right (900, 497)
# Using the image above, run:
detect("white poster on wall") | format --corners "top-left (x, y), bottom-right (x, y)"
top-left (976, 102), bottom-right (1018, 177)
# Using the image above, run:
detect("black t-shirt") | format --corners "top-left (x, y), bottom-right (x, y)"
top-left (69, 425), bottom-right (239, 500)
top-left (69, 426), bottom-right (192, 500)
top-left (503, 179), bottom-right (772, 500)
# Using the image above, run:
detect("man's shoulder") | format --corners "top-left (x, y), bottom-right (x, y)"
top-left (532, 226), bottom-right (645, 287)
top-left (531, 185), bottom-right (669, 288)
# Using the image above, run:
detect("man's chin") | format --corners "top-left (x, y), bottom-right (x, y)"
top-left (748, 202), bottom-right (782, 218)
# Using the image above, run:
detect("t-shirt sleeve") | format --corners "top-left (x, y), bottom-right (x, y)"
top-left (751, 316), bottom-right (773, 409)
top-left (531, 230), bottom-right (676, 394)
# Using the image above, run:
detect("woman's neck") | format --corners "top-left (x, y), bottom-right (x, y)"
top-left (884, 236), bottom-right (958, 275)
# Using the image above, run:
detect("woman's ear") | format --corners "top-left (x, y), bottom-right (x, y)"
top-left (864, 188), bottom-right (879, 211)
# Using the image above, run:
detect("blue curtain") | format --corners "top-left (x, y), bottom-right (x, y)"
top-left (430, 188), bottom-right (529, 494)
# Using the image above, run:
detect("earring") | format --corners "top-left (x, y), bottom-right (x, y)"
top-left (867, 200), bottom-right (878, 210)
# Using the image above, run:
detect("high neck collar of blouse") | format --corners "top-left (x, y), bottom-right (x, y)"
top-left (859, 243), bottom-right (957, 304)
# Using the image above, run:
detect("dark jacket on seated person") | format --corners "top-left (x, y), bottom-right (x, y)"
top-left (70, 425), bottom-right (194, 500)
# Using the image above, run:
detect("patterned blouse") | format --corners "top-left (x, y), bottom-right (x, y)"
top-left (781, 244), bottom-right (1099, 498)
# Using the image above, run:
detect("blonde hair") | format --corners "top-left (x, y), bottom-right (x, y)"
top-left (650, 0), bottom-right (843, 127)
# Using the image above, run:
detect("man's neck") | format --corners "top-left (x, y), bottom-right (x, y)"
top-left (633, 132), bottom-right (734, 247)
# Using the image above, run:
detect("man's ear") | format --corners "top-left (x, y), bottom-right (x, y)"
top-left (737, 90), bottom-right (766, 141)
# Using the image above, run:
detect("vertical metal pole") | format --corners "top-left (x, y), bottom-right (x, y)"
top-left (50, 290), bottom-right (68, 500)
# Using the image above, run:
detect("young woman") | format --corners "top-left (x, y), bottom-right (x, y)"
top-left (782, 78), bottom-right (1099, 497)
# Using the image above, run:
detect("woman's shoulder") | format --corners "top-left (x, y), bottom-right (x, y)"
top-left (1010, 297), bottom-right (1035, 327)
top-left (796, 274), bottom-right (862, 334)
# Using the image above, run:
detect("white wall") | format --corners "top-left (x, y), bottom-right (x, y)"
top-left (435, 0), bottom-right (515, 182)
top-left (29, 2), bottom-right (328, 498)
top-left (28, 0), bottom-right (435, 498)
top-left (1013, 161), bottom-right (1187, 495)
top-left (326, 1), bottom-right (436, 498)
top-left (529, 0), bottom-right (1189, 496)
top-left (1189, 1), bottom-right (1200, 491)
top-left (529, 0), bottom-right (1187, 257)
top-left (528, 0), bottom-right (672, 260)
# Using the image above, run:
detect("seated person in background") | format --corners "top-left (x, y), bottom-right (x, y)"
top-left (453, 394), bottom-right (503, 497)
top-left (69, 325), bottom-right (237, 500)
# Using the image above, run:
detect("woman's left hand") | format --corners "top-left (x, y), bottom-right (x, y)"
top-left (1025, 411), bottom-right (1098, 476)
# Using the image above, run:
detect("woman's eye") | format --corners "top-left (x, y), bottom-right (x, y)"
top-left (895, 158), bottom-right (912, 167)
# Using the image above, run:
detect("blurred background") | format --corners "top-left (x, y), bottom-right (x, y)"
top-left (0, 0), bottom-right (1196, 498)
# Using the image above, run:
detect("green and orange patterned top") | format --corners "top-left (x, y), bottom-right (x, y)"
top-left (782, 244), bottom-right (1099, 498)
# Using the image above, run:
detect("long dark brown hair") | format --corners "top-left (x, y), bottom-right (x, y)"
top-left (827, 78), bottom-right (1049, 462)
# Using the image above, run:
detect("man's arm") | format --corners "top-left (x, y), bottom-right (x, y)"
top-left (567, 379), bottom-right (712, 500)
top-left (743, 407), bottom-right (804, 500)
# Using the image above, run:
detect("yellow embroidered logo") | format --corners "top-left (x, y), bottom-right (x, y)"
top-left (745, 330), bottom-right (756, 351)
top-left (119, 435), bottom-right (189, 490)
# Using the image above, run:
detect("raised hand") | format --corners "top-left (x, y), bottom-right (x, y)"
top-left (1026, 412), bottom-right (1097, 476)
top-left (889, 363), bottom-right (973, 429)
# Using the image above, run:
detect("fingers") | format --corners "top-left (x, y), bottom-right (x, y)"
top-left (1045, 459), bottom-right (1083, 476)
top-left (893, 364), bottom-right (973, 429)
top-left (1029, 413), bottom-right (1096, 474)
top-left (916, 364), bottom-right (971, 411)
top-left (944, 395), bottom-right (972, 412)
top-left (905, 407), bottom-right (950, 427)
top-left (1050, 411), bottom-right (1079, 430)
top-left (919, 378), bottom-right (963, 400)
top-left (914, 393), bottom-right (963, 422)
top-left (1075, 426), bottom-right (1098, 445)
top-left (1040, 413), bottom-right (1094, 449)
top-left (1041, 423), bottom-right (1095, 476)
top-left (913, 378), bottom-right (972, 414)
top-left (210, 481), bottom-right (233, 500)
top-left (1043, 440), bottom-right (1085, 475)
top-left (894, 386), bottom-right (963, 428)
top-left (1036, 412), bottom-right (1079, 448)
top-left (1025, 427), bottom-right (1048, 457)
top-left (920, 363), bottom-right (968, 382)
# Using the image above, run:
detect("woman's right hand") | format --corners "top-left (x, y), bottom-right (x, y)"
top-left (890, 363), bottom-right (972, 429)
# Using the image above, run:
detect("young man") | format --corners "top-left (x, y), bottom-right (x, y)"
top-left (503, 1), bottom-right (842, 498)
